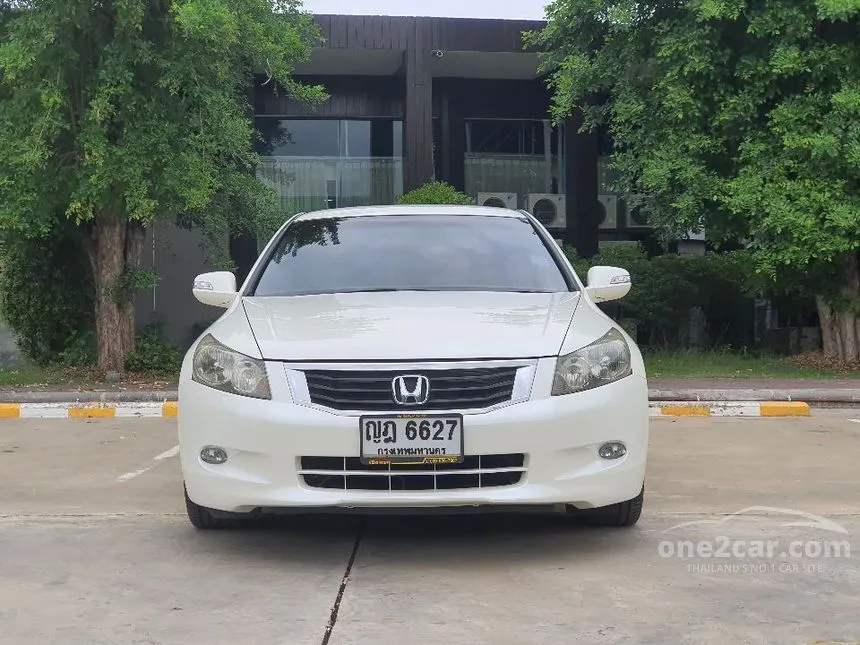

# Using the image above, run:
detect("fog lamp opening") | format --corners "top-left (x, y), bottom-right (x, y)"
top-left (200, 446), bottom-right (229, 465)
top-left (598, 442), bottom-right (627, 460)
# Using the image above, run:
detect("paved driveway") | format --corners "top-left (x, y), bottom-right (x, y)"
top-left (1, 412), bottom-right (858, 645)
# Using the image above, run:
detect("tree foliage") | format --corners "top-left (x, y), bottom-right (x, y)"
top-left (0, 0), bottom-right (324, 371)
top-left (528, 0), bottom-right (860, 359)
top-left (397, 181), bottom-right (475, 205)
top-left (0, 224), bottom-right (94, 365)
top-left (564, 242), bottom-right (785, 348)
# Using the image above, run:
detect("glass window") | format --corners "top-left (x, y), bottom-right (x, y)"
top-left (466, 119), bottom-right (560, 156)
top-left (251, 214), bottom-right (572, 297)
top-left (254, 118), bottom-right (405, 218)
top-left (255, 118), bottom-right (402, 159)
top-left (261, 120), bottom-right (340, 157)
top-left (342, 120), bottom-right (371, 157)
top-left (393, 121), bottom-right (402, 158)
top-left (464, 118), bottom-right (564, 200)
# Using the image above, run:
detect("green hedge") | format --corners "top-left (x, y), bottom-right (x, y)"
top-left (0, 226), bottom-right (95, 366)
top-left (564, 243), bottom-right (771, 350)
top-left (396, 181), bottom-right (473, 205)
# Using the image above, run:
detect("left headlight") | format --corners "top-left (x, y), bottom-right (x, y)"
top-left (192, 334), bottom-right (271, 400)
top-left (552, 327), bottom-right (632, 396)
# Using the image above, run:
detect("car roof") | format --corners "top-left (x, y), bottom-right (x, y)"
top-left (294, 204), bottom-right (528, 222)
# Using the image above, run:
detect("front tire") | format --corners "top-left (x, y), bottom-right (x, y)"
top-left (569, 485), bottom-right (644, 527)
top-left (184, 485), bottom-right (242, 530)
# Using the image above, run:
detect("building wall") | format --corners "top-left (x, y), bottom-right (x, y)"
top-left (312, 15), bottom-right (543, 52)
top-left (254, 75), bottom-right (404, 118)
top-left (134, 222), bottom-right (228, 349)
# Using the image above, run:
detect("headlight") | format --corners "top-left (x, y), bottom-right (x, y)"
top-left (552, 327), bottom-right (632, 396)
top-left (192, 334), bottom-right (271, 400)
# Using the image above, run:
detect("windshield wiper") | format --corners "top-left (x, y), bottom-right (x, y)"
top-left (253, 287), bottom-right (555, 296)
top-left (340, 287), bottom-right (553, 294)
top-left (339, 288), bottom-right (442, 293)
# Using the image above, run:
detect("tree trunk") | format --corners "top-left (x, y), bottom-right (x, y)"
top-left (86, 217), bottom-right (146, 374)
top-left (817, 251), bottom-right (860, 363)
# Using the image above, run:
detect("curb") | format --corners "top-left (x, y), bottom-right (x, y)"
top-left (0, 402), bottom-right (178, 419)
top-left (649, 388), bottom-right (859, 404)
top-left (0, 391), bottom-right (177, 404)
top-left (0, 400), bottom-right (810, 419)
top-left (649, 401), bottom-right (810, 417)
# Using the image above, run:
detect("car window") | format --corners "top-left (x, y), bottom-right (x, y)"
top-left (250, 214), bottom-right (573, 297)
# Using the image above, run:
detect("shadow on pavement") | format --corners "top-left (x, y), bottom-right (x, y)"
top-left (171, 511), bottom-right (646, 568)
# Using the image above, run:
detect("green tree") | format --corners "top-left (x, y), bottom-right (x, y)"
top-left (528, 0), bottom-right (860, 361)
top-left (0, 0), bottom-right (325, 372)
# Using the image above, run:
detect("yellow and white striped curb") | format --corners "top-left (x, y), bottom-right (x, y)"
top-left (0, 401), bottom-right (178, 419)
top-left (0, 400), bottom-right (811, 419)
top-left (649, 401), bottom-right (810, 417)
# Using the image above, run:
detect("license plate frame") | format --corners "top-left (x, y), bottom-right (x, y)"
top-left (359, 413), bottom-right (465, 465)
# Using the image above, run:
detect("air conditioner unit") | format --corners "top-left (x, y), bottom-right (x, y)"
top-left (477, 192), bottom-right (518, 209)
top-left (678, 225), bottom-right (707, 256)
top-left (526, 194), bottom-right (566, 229)
top-left (598, 194), bottom-right (620, 229)
top-left (683, 227), bottom-right (706, 241)
top-left (622, 195), bottom-right (651, 229)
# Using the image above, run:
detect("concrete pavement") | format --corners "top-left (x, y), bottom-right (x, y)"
top-left (1, 412), bottom-right (859, 644)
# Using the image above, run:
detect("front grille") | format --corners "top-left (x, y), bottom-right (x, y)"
top-left (303, 367), bottom-right (518, 411)
top-left (300, 454), bottom-right (526, 491)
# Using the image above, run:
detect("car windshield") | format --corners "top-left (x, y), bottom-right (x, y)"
top-left (250, 214), bottom-right (572, 297)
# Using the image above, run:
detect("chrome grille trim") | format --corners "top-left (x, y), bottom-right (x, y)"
top-left (304, 367), bottom-right (517, 411)
top-left (284, 359), bottom-right (537, 416)
top-left (299, 454), bottom-right (527, 491)
top-left (300, 467), bottom-right (525, 477)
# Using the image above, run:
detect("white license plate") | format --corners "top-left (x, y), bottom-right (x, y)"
top-left (359, 414), bottom-right (464, 465)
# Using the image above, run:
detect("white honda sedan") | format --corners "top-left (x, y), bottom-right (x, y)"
top-left (179, 205), bottom-right (649, 529)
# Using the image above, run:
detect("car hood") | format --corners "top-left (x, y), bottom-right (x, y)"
top-left (241, 291), bottom-right (581, 361)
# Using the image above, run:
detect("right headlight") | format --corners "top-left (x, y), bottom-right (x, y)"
top-left (192, 334), bottom-right (271, 400)
top-left (552, 327), bottom-right (632, 396)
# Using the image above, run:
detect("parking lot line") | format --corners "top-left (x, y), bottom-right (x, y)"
top-left (116, 445), bottom-right (179, 482)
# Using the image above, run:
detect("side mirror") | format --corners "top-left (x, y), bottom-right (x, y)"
top-left (192, 271), bottom-right (237, 308)
top-left (585, 265), bottom-right (631, 303)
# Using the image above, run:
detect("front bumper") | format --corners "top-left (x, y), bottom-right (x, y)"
top-left (179, 358), bottom-right (649, 513)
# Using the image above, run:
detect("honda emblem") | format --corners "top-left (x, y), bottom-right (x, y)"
top-left (391, 375), bottom-right (430, 406)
